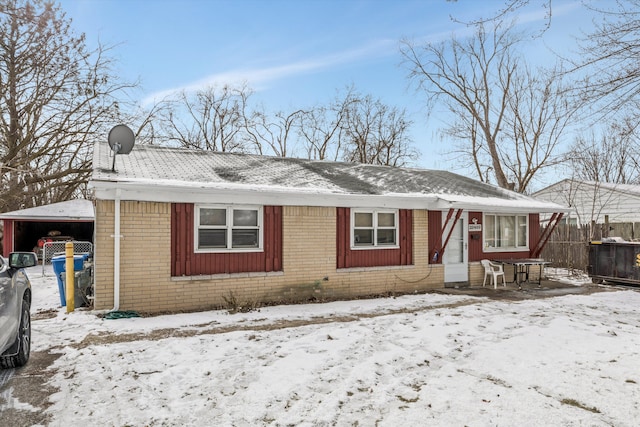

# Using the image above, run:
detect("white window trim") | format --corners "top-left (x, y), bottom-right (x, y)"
top-left (483, 213), bottom-right (529, 253)
top-left (194, 205), bottom-right (264, 253)
top-left (350, 208), bottom-right (400, 250)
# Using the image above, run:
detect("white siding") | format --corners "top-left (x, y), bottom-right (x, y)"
top-left (535, 180), bottom-right (640, 226)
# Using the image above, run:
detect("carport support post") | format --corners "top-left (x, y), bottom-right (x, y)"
top-left (65, 241), bottom-right (75, 313)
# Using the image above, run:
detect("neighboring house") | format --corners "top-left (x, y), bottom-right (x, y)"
top-left (0, 200), bottom-right (95, 257)
top-left (89, 142), bottom-right (568, 313)
top-left (533, 179), bottom-right (640, 227)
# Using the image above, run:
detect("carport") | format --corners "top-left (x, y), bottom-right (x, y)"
top-left (0, 199), bottom-right (94, 257)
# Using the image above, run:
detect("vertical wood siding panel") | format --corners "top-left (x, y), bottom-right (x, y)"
top-left (344, 208), bottom-right (351, 267)
top-left (428, 211), bottom-right (442, 264)
top-left (409, 210), bottom-right (414, 265)
top-left (185, 204), bottom-right (193, 276)
top-left (400, 210), bottom-right (406, 265)
top-left (170, 204), bottom-right (177, 276)
top-left (276, 206), bottom-right (282, 270)
top-left (529, 213), bottom-right (540, 257)
top-left (468, 211), bottom-right (483, 262)
top-left (3, 219), bottom-right (14, 256)
top-left (404, 210), bottom-right (413, 265)
top-left (488, 250), bottom-right (533, 259)
top-left (336, 208), bottom-right (347, 268)
top-left (273, 206), bottom-right (283, 271)
top-left (171, 204), bottom-right (186, 276)
top-left (264, 206), bottom-right (272, 272)
top-left (223, 253), bottom-right (230, 274)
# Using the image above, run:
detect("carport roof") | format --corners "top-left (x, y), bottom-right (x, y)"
top-left (0, 199), bottom-right (94, 221)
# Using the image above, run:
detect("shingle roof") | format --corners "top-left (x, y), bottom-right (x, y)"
top-left (91, 142), bottom-right (566, 212)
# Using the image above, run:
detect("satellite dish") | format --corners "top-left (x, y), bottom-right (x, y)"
top-left (108, 124), bottom-right (135, 154)
top-left (108, 124), bottom-right (135, 171)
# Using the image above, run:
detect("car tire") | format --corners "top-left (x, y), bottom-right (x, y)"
top-left (0, 297), bottom-right (31, 369)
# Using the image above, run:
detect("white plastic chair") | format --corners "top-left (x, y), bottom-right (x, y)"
top-left (481, 259), bottom-right (506, 289)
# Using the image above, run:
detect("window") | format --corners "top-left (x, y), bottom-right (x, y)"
top-left (352, 209), bottom-right (398, 248)
top-left (196, 205), bottom-right (262, 252)
top-left (484, 214), bottom-right (528, 251)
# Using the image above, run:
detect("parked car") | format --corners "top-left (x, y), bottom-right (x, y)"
top-left (0, 252), bottom-right (37, 369)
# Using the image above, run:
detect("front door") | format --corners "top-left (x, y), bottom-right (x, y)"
top-left (443, 211), bottom-right (468, 284)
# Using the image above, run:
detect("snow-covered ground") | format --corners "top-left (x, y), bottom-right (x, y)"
top-left (11, 266), bottom-right (640, 425)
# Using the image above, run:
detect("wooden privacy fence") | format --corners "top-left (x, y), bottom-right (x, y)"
top-left (540, 222), bottom-right (640, 271)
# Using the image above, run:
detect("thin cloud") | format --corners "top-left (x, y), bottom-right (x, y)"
top-left (140, 38), bottom-right (396, 107)
top-left (140, 1), bottom-right (581, 108)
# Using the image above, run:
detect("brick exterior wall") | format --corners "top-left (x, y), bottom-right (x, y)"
top-left (94, 202), bottom-right (461, 313)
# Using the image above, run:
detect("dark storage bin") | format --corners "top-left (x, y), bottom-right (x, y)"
top-left (588, 241), bottom-right (640, 285)
top-left (52, 254), bottom-right (90, 306)
top-left (60, 269), bottom-right (92, 308)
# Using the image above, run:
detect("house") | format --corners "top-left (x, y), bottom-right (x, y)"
top-left (0, 199), bottom-right (95, 258)
top-left (533, 179), bottom-right (640, 228)
top-left (89, 142), bottom-right (568, 313)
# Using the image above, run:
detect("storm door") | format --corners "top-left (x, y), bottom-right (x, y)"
top-left (443, 211), bottom-right (469, 284)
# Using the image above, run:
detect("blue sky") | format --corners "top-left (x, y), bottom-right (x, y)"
top-left (58, 0), bottom-right (596, 184)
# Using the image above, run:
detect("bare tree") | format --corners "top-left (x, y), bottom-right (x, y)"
top-left (126, 99), bottom-right (174, 146)
top-left (568, 119), bottom-right (640, 184)
top-left (297, 87), bottom-right (417, 165)
top-left (0, 0), bottom-right (131, 213)
top-left (402, 21), bottom-right (520, 189)
top-left (577, 0), bottom-right (640, 119)
top-left (297, 89), bottom-right (356, 161)
top-left (402, 20), bottom-right (576, 192)
top-left (500, 64), bottom-right (576, 191)
top-left (158, 84), bottom-right (254, 153)
top-left (244, 108), bottom-right (305, 157)
top-left (341, 94), bottom-right (417, 167)
top-left (449, 0), bottom-right (553, 34)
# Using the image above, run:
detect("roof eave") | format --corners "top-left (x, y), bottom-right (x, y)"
top-left (433, 196), bottom-right (572, 214)
top-left (89, 180), bottom-right (440, 209)
top-left (90, 180), bottom-right (568, 213)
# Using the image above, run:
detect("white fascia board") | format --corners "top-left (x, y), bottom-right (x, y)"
top-left (90, 180), bottom-right (569, 213)
top-left (433, 196), bottom-right (572, 214)
top-left (0, 215), bottom-right (92, 221)
top-left (89, 180), bottom-right (439, 209)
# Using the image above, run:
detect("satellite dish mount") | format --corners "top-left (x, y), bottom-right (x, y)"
top-left (108, 124), bottom-right (136, 172)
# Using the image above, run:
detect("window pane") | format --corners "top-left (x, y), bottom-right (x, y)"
top-left (498, 216), bottom-right (516, 247)
top-left (200, 208), bottom-right (226, 226)
top-left (199, 229), bottom-right (226, 248)
top-left (232, 229), bottom-right (259, 248)
top-left (377, 229), bottom-right (396, 245)
top-left (517, 216), bottom-right (527, 247)
top-left (234, 209), bottom-right (258, 227)
top-left (354, 229), bottom-right (373, 245)
top-left (485, 215), bottom-right (496, 248)
top-left (378, 212), bottom-right (395, 227)
top-left (354, 212), bottom-right (372, 227)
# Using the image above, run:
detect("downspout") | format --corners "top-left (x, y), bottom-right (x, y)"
top-left (111, 189), bottom-right (121, 311)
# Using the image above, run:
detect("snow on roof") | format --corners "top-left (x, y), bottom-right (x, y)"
top-left (0, 199), bottom-right (94, 221)
top-left (91, 142), bottom-right (567, 212)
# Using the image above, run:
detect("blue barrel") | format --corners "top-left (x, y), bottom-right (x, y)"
top-left (52, 254), bottom-right (88, 306)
